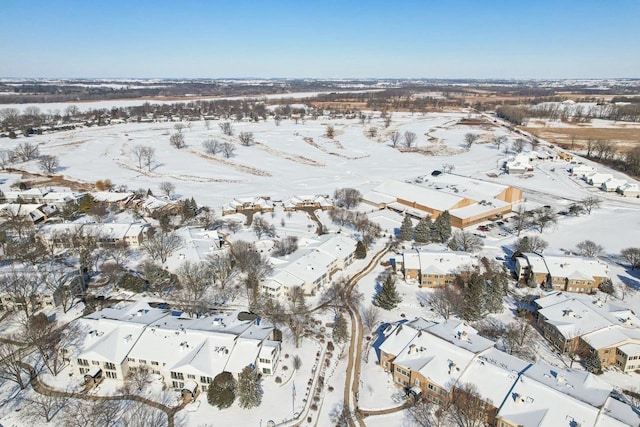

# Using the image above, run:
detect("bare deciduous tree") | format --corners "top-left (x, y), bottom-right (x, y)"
top-left (442, 163), bottom-right (455, 174)
top-left (449, 383), bottom-right (491, 427)
top-left (132, 145), bottom-right (148, 169)
top-left (203, 139), bottom-right (220, 155)
top-left (159, 181), bottom-right (176, 199)
top-left (38, 155), bottom-right (60, 174)
top-left (389, 130), bottom-right (401, 148)
top-left (366, 127), bottom-right (378, 138)
top-left (513, 205), bottom-right (529, 236)
top-left (580, 196), bottom-right (601, 215)
top-left (464, 133), bottom-right (479, 149)
top-left (16, 142), bottom-right (40, 161)
top-left (0, 341), bottom-right (28, 389)
top-left (169, 132), bottom-right (186, 149)
top-left (575, 240), bottom-right (604, 258)
top-left (272, 235), bottom-right (298, 257)
top-left (252, 216), bottom-right (276, 239)
top-left (233, 240), bottom-right (272, 304)
top-left (325, 124), bottom-right (335, 139)
top-left (140, 146), bottom-right (156, 171)
top-left (176, 260), bottom-right (212, 316)
top-left (428, 286), bottom-right (462, 320)
top-left (219, 121), bottom-right (233, 136)
top-left (621, 247), bottom-right (640, 270)
top-left (503, 316), bottom-right (537, 361)
top-left (206, 252), bottom-right (237, 289)
top-left (493, 135), bottom-right (507, 150)
top-left (531, 206), bottom-right (557, 233)
top-left (334, 187), bottom-right (362, 209)
top-left (513, 235), bottom-right (548, 254)
top-left (448, 231), bottom-right (484, 253)
top-left (404, 130), bottom-right (417, 148)
top-left (24, 393), bottom-right (68, 423)
top-left (320, 278), bottom-right (363, 316)
top-left (220, 142), bottom-right (236, 158)
top-left (513, 138), bottom-right (526, 153)
top-left (238, 131), bottom-right (254, 146)
top-left (361, 305), bottom-right (381, 333)
top-left (141, 231), bottom-right (183, 263)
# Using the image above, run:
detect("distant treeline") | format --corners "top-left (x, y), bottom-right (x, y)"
top-left (496, 103), bottom-right (640, 125)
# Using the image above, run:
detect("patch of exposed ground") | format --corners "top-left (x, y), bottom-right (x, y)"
top-left (188, 149), bottom-right (272, 177)
top-left (521, 126), bottom-right (640, 151)
top-left (302, 136), bottom-right (369, 160)
top-left (398, 146), bottom-right (465, 156)
top-left (5, 168), bottom-right (94, 191)
top-left (116, 161), bottom-right (245, 183)
top-left (254, 142), bottom-right (325, 166)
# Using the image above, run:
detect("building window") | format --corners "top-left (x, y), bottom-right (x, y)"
top-left (200, 376), bottom-right (212, 384)
top-left (151, 361), bottom-right (159, 366)
top-left (78, 359), bottom-right (89, 367)
top-left (171, 372), bottom-right (184, 380)
top-left (172, 381), bottom-right (184, 389)
top-left (139, 359), bottom-right (147, 365)
top-left (105, 371), bottom-right (117, 379)
top-left (262, 368), bottom-right (271, 375)
top-left (259, 358), bottom-right (271, 364)
top-left (104, 362), bottom-right (116, 370)
top-left (187, 374), bottom-right (195, 379)
top-left (79, 367), bottom-right (89, 374)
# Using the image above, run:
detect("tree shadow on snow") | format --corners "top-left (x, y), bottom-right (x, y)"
top-left (618, 274), bottom-right (640, 292)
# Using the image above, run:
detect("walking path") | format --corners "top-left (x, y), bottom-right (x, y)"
top-left (341, 244), bottom-right (391, 427)
top-left (22, 362), bottom-right (187, 427)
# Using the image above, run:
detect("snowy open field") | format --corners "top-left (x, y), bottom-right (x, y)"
top-left (2, 109), bottom-right (640, 426)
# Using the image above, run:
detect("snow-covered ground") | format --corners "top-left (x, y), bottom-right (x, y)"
top-left (1, 109), bottom-right (640, 426)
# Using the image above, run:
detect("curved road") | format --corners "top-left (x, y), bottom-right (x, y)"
top-left (341, 244), bottom-right (391, 427)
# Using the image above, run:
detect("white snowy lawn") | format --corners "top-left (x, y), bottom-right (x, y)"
top-left (1, 107), bottom-right (640, 427)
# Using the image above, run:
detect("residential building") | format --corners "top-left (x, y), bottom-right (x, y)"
top-left (601, 178), bottom-right (627, 192)
top-left (0, 203), bottom-right (58, 225)
top-left (221, 197), bottom-right (274, 215)
top-left (378, 317), bottom-right (639, 427)
top-left (534, 291), bottom-right (640, 355)
top-left (91, 191), bottom-right (135, 207)
top-left (581, 325), bottom-right (640, 371)
top-left (617, 182), bottom-right (640, 198)
top-left (261, 233), bottom-right (357, 298)
top-left (395, 249), bottom-right (477, 287)
top-left (69, 301), bottom-right (280, 391)
top-left (39, 222), bottom-right (152, 248)
top-left (283, 195), bottom-right (333, 211)
top-left (514, 252), bottom-right (609, 293)
top-left (584, 172), bottom-right (614, 186)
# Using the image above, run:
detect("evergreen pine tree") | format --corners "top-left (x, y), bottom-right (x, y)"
top-left (414, 217), bottom-right (432, 243)
top-left (399, 215), bottom-right (414, 241)
top-left (584, 353), bottom-right (602, 374)
top-left (207, 371), bottom-right (237, 409)
top-left (432, 211), bottom-right (452, 243)
top-left (375, 273), bottom-right (402, 310)
top-left (333, 313), bottom-right (349, 343)
top-left (355, 240), bottom-right (367, 259)
top-left (237, 366), bottom-right (263, 409)
top-left (0, 189), bottom-right (5, 203)
top-left (484, 264), bottom-right (509, 313)
top-left (457, 272), bottom-right (484, 321)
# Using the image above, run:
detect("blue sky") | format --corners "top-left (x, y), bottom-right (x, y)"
top-left (1, 0), bottom-right (638, 79)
